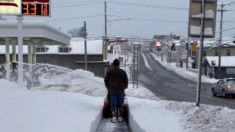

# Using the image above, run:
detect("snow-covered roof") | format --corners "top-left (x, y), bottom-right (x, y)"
top-left (203, 56), bottom-right (235, 67)
top-left (0, 39), bottom-right (103, 55)
top-left (0, 21), bottom-right (71, 45)
top-left (133, 42), bottom-right (142, 45)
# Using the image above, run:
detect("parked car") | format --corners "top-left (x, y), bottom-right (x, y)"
top-left (212, 78), bottom-right (235, 97)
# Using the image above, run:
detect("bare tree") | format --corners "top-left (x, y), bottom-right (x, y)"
top-left (67, 26), bottom-right (88, 37)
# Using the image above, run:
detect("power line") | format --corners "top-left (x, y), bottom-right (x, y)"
top-left (106, 0), bottom-right (188, 10)
top-left (106, 6), bottom-right (170, 33)
top-left (52, 1), bottom-right (102, 8)
top-left (53, 0), bottom-right (99, 5)
top-left (46, 14), bottom-right (104, 22)
top-left (108, 14), bottom-right (188, 23)
top-left (86, 23), bottom-right (143, 38)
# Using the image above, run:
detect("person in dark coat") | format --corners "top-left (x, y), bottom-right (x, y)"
top-left (104, 59), bottom-right (128, 123)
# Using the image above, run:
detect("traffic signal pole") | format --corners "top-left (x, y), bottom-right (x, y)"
top-left (196, 0), bottom-right (206, 107)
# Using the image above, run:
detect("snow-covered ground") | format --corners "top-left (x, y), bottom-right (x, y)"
top-left (1, 63), bottom-right (234, 132)
top-left (141, 53), bottom-right (153, 71)
top-left (150, 52), bottom-right (218, 84)
top-left (0, 79), bottom-right (103, 132)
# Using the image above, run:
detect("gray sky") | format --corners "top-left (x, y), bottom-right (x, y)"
top-left (4, 0), bottom-right (235, 39)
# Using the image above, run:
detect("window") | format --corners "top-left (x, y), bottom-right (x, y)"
top-left (226, 68), bottom-right (235, 74)
top-left (59, 47), bottom-right (71, 53)
top-left (36, 48), bottom-right (40, 52)
top-left (227, 49), bottom-right (230, 56)
top-left (215, 50), bottom-right (218, 56)
top-left (227, 79), bottom-right (235, 84)
top-left (217, 80), bottom-right (224, 85)
top-left (36, 47), bottom-right (48, 53)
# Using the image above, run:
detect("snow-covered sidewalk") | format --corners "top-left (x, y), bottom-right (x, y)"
top-left (141, 53), bottom-right (153, 71)
top-left (150, 52), bottom-right (218, 84)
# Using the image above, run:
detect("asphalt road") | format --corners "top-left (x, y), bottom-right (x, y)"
top-left (139, 51), bottom-right (235, 109)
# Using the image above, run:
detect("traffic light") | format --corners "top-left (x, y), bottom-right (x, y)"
top-left (188, 0), bottom-right (217, 38)
top-left (171, 43), bottom-right (176, 51)
top-left (139, 45), bottom-right (141, 51)
top-left (186, 43), bottom-right (188, 50)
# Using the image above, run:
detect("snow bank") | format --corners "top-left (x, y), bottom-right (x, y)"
top-left (141, 53), bottom-right (153, 71)
top-left (0, 79), bottom-right (103, 132)
top-left (150, 53), bottom-right (218, 84)
top-left (32, 64), bottom-right (158, 100)
top-left (163, 101), bottom-right (235, 132)
top-left (129, 97), bottom-right (185, 132)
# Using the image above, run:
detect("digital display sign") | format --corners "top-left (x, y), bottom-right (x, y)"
top-left (22, 3), bottom-right (49, 16)
top-left (22, 0), bottom-right (50, 16)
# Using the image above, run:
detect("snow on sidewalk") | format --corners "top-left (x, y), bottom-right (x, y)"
top-left (129, 97), bottom-right (185, 132)
top-left (149, 53), bottom-right (218, 84)
top-left (141, 53), bottom-right (153, 71)
top-left (0, 79), bottom-right (103, 132)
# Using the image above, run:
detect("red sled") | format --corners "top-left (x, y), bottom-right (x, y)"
top-left (102, 94), bottom-right (129, 121)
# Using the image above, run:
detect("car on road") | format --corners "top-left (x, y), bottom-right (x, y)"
top-left (212, 78), bottom-right (235, 97)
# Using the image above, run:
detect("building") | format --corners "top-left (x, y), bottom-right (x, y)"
top-left (0, 38), bottom-right (111, 77)
top-left (190, 43), bottom-right (235, 69)
top-left (153, 34), bottom-right (180, 40)
top-left (0, 21), bottom-right (71, 80)
top-left (202, 56), bottom-right (235, 79)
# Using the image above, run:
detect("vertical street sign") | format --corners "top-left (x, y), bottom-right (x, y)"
top-left (188, 0), bottom-right (217, 107)
top-left (188, 0), bottom-right (217, 38)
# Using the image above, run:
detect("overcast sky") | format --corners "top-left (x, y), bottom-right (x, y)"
top-left (3, 0), bottom-right (235, 39)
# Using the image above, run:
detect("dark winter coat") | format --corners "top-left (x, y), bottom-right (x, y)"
top-left (104, 66), bottom-right (128, 94)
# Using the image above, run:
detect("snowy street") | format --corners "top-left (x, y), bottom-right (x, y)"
top-left (139, 51), bottom-right (235, 109)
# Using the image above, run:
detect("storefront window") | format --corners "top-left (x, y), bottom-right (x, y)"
top-left (226, 68), bottom-right (235, 74)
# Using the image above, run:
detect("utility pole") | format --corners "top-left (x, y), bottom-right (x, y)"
top-left (133, 44), bottom-right (135, 88)
top-left (104, 1), bottom-right (108, 60)
top-left (196, 0), bottom-right (206, 107)
top-left (137, 44), bottom-right (139, 88)
top-left (186, 38), bottom-right (189, 69)
top-left (217, 2), bottom-right (226, 79)
top-left (84, 21), bottom-right (87, 70)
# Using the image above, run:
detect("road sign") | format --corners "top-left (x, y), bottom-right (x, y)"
top-left (22, 0), bottom-right (50, 17)
top-left (191, 44), bottom-right (197, 50)
top-left (0, 0), bottom-right (22, 15)
top-left (188, 0), bottom-right (217, 38)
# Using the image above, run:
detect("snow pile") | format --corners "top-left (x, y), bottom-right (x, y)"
top-left (164, 101), bottom-right (235, 132)
top-left (129, 98), bottom-right (185, 132)
top-left (126, 85), bottom-right (159, 100)
top-left (0, 79), bottom-right (103, 132)
top-left (150, 53), bottom-right (218, 84)
top-left (32, 64), bottom-right (158, 100)
top-left (141, 53), bottom-right (153, 71)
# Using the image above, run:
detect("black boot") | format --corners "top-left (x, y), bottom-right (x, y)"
top-left (118, 108), bottom-right (124, 122)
